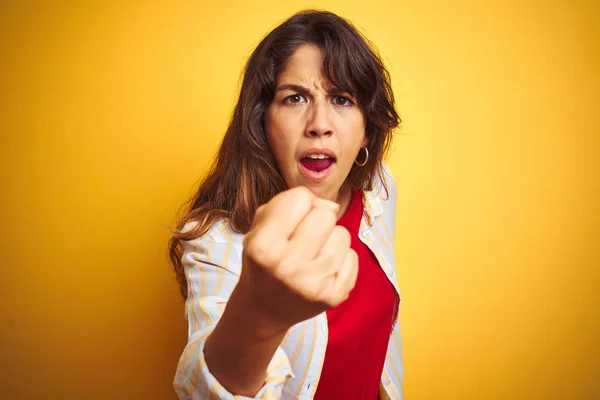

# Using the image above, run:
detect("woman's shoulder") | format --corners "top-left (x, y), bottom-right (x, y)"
top-left (181, 218), bottom-right (244, 245)
top-left (179, 219), bottom-right (245, 276)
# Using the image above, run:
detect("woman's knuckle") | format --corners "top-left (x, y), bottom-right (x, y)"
top-left (305, 284), bottom-right (322, 303)
top-left (246, 238), bottom-right (273, 264)
top-left (319, 251), bottom-right (335, 267)
top-left (294, 187), bottom-right (313, 206)
top-left (273, 256), bottom-right (296, 280)
top-left (321, 207), bottom-right (337, 225)
top-left (335, 226), bottom-right (351, 246)
top-left (321, 291), bottom-right (339, 308)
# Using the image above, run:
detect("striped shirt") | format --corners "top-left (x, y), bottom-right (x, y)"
top-left (173, 167), bottom-right (404, 399)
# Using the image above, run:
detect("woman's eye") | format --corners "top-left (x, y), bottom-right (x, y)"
top-left (333, 96), bottom-right (354, 106)
top-left (284, 94), bottom-right (307, 104)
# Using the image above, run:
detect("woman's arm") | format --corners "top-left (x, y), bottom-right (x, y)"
top-left (204, 286), bottom-right (289, 397)
top-left (173, 234), bottom-right (292, 400)
top-left (175, 188), bottom-right (357, 399)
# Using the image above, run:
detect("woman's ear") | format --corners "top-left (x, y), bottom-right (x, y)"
top-left (362, 137), bottom-right (368, 147)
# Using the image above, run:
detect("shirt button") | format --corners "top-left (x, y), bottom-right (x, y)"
top-left (320, 323), bottom-right (326, 332)
top-left (384, 379), bottom-right (391, 386)
top-left (305, 382), bottom-right (312, 391)
top-left (361, 230), bottom-right (371, 238)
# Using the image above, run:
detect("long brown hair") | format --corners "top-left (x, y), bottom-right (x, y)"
top-left (169, 9), bottom-right (401, 299)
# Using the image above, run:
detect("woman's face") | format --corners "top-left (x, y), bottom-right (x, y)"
top-left (265, 44), bottom-right (367, 204)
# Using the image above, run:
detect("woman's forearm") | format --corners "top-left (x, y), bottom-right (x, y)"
top-left (203, 286), bottom-right (288, 397)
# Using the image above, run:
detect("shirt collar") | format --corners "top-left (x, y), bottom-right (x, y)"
top-left (362, 186), bottom-right (385, 223)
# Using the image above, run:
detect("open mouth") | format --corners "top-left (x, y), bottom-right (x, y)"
top-left (300, 154), bottom-right (334, 171)
top-left (298, 152), bottom-right (336, 181)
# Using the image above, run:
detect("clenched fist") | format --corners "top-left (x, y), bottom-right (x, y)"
top-left (235, 186), bottom-right (359, 336)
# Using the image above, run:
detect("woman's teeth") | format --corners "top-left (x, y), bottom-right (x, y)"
top-left (306, 154), bottom-right (331, 159)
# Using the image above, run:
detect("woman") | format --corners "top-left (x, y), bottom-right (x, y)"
top-left (169, 9), bottom-right (403, 400)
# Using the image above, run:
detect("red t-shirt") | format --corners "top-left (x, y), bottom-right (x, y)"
top-left (314, 190), bottom-right (397, 399)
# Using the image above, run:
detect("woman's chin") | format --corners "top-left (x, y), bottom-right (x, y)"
top-left (300, 181), bottom-right (347, 203)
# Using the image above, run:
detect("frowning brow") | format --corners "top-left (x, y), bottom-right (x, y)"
top-left (275, 83), bottom-right (352, 96)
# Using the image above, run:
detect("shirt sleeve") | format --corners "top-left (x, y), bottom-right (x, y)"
top-left (173, 230), bottom-right (294, 399)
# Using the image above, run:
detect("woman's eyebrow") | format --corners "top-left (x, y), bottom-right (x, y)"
top-left (275, 83), bottom-right (351, 96)
top-left (328, 87), bottom-right (356, 98)
top-left (275, 83), bottom-right (311, 95)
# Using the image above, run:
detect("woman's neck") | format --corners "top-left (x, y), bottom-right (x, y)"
top-left (334, 183), bottom-right (353, 220)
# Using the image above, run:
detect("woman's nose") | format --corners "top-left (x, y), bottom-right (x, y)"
top-left (305, 101), bottom-right (333, 138)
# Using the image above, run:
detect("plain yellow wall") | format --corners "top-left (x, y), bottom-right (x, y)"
top-left (1, 1), bottom-right (598, 399)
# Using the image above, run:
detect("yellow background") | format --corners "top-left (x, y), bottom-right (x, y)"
top-left (1, 1), bottom-right (598, 399)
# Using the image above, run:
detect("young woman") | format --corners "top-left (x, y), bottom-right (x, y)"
top-left (169, 9), bottom-right (403, 400)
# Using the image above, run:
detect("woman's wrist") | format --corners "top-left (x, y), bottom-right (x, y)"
top-left (225, 285), bottom-right (290, 342)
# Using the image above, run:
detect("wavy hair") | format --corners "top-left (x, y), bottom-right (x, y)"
top-left (169, 9), bottom-right (400, 298)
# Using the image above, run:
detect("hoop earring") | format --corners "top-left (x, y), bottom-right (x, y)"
top-left (354, 147), bottom-right (369, 167)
